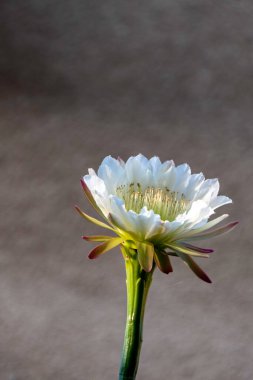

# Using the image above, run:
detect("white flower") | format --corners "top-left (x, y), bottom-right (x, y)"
top-left (76, 154), bottom-right (238, 283)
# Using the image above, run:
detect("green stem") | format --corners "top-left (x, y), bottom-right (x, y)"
top-left (119, 246), bottom-right (155, 380)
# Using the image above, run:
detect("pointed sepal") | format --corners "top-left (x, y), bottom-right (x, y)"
top-left (88, 237), bottom-right (123, 259)
top-left (80, 179), bottom-right (113, 221)
top-left (137, 242), bottom-right (154, 272)
top-left (176, 250), bottom-right (212, 283)
top-left (83, 235), bottom-right (114, 242)
top-left (174, 214), bottom-right (229, 241)
top-left (154, 250), bottom-right (173, 274)
top-left (184, 221), bottom-right (239, 241)
top-left (181, 242), bottom-right (213, 253)
top-left (75, 206), bottom-right (114, 231)
top-left (168, 243), bottom-right (210, 258)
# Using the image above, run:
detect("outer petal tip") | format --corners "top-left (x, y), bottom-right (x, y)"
top-left (182, 243), bottom-right (214, 254)
top-left (87, 237), bottom-right (123, 259)
top-left (201, 272), bottom-right (212, 284)
top-left (197, 274), bottom-right (212, 284)
top-left (117, 156), bottom-right (125, 165)
top-left (75, 205), bottom-right (82, 214)
top-left (80, 178), bottom-right (91, 192)
top-left (154, 250), bottom-right (173, 274)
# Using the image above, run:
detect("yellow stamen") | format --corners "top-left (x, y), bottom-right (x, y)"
top-left (116, 184), bottom-right (190, 221)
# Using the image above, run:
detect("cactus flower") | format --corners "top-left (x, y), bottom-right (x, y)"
top-left (76, 154), bottom-right (237, 380)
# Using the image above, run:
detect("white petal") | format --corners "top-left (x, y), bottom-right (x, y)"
top-left (149, 156), bottom-right (162, 172)
top-left (125, 154), bottom-right (151, 188)
top-left (84, 169), bottom-right (107, 197)
top-left (138, 207), bottom-right (165, 239)
top-left (109, 196), bottom-right (133, 229)
top-left (184, 173), bottom-right (205, 200)
top-left (173, 163), bottom-right (191, 193)
top-left (83, 170), bottom-right (111, 216)
top-left (196, 178), bottom-right (220, 204)
top-left (156, 161), bottom-right (177, 189)
top-left (109, 196), bottom-right (164, 240)
top-left (158, 220), bottom-right (185, 241)
top-left (97, 156), bottom-right (125, 194)
top-left (176, 214), bottom-right (229, 241)
top-left (175, 200), bottom-right (214, 229)
top-left (210, 195), bottom-right (232, 210)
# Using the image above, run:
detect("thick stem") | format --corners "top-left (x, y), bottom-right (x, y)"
top-left (119, 246), bottom-right (155, 380)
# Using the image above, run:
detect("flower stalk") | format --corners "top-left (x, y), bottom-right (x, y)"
top-left (119, 245), bottom-right (155, 380)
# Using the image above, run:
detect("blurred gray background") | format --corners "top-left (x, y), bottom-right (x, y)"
top-left (0, 1), bottom-right (252, 379)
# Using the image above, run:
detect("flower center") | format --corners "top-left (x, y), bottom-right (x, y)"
top-left (116, 183), bottom-right (190, 221)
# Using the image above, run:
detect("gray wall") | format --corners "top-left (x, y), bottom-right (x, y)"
top-left (0, 1), bottom-right (252, 380)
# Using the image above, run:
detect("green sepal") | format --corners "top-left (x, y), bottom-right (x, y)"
top-left (137, 242), bottom-right (154, 272)
top-left (83, 235), bottom-right (114, 242)
top-left (75, 205), bottom-right (115, 231)
top-left (88, 237), bottom-right (123, 259)
top-left (168, 243), bottom-right (209, 258)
